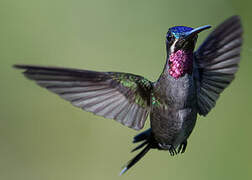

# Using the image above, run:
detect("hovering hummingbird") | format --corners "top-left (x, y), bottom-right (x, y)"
top-left (14, 16), bottom-right (243, 175)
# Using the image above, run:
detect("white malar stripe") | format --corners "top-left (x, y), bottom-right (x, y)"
top-left (170, 39), bottom-right (178, 54)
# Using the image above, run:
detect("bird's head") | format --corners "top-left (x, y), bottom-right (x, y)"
top-left (166, 25), bottom-right (211, 78)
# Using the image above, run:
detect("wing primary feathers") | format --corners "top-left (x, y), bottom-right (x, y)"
top-left (194, 16), bottom-right (243, 116)
top-left (14, 64), bottom-right (152, 130)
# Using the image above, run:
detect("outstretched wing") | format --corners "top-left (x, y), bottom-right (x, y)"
top-left (14, 65), bottom-right (153, 130)
top-left (194, 16), bottom-right (243, 116)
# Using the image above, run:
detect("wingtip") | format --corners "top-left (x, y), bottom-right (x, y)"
top-left (226, 15), bottom-right (242, 25)
top-left (13, 64), bottom-right (27, 69)
top-left (13, 64), bottom-right (21, 69)
top-left (232, 15), bottom-right (241, 19)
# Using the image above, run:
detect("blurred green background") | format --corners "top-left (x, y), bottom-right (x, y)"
top-left (1, 0), bottom-right (251, 179)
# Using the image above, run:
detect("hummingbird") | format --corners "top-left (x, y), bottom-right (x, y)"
top-left (14, 16), bottom-right (243, 175)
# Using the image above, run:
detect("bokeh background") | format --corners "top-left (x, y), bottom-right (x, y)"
top-left (1, 0), bottom-right (251, 179)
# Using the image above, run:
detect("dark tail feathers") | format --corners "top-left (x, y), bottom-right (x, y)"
top-left (120, 128), bottom-right (154, 175)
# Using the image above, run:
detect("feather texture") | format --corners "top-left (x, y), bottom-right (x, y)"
top-left (14, 65), bottom-right (153, 130)
top-left (194, 16), bottom-right (243, 115)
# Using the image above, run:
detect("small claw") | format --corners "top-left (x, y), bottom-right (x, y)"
top-left (169, 146), bottom-right (177, 156)
top-left (181, 141), bottom-right (187, 154)
top-left (177, 141), bottom-right (187, 154)
top-left (169, 149), bottom-right (174, 156)
top-left (177, 144), bottom-right (182, 153)
top-left (173, 147), bottom-right (177, 155)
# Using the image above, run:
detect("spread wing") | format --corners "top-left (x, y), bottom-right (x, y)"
top-left (194, 16), bottom-right (243, 116)
top-left (14, 65), bottom-right (153, 130)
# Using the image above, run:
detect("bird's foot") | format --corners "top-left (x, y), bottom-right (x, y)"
top-left (168, 146), bottom-right (177, 156)
top-left (158, 143), bottom-right (178, 156)
top-left (177, 141), bottom-right (187, 154)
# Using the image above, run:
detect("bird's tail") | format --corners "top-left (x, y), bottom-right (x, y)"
top-left (120, 128), bottom-right (155, 175)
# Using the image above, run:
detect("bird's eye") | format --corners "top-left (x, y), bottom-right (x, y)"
top-left (166, 33), bottom-right (174, 44)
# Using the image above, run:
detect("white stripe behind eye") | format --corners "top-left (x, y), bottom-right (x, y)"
top-left (170, 39), bottom-right (178, 53)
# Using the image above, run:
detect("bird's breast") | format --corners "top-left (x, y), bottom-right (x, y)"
top-left (150, 74), bottom-right (197, 148)
top-left (155, 73), bottom-right (196, 108)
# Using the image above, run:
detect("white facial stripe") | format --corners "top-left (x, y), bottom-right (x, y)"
top-left (170, 39), bottom-right (178, 53)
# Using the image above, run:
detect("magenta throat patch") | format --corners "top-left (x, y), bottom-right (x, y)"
top-left (168, 50), bottom-right (193, 79)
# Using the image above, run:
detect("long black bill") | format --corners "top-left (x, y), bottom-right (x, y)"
top-left (185, 25), bottom-right (211, 39)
